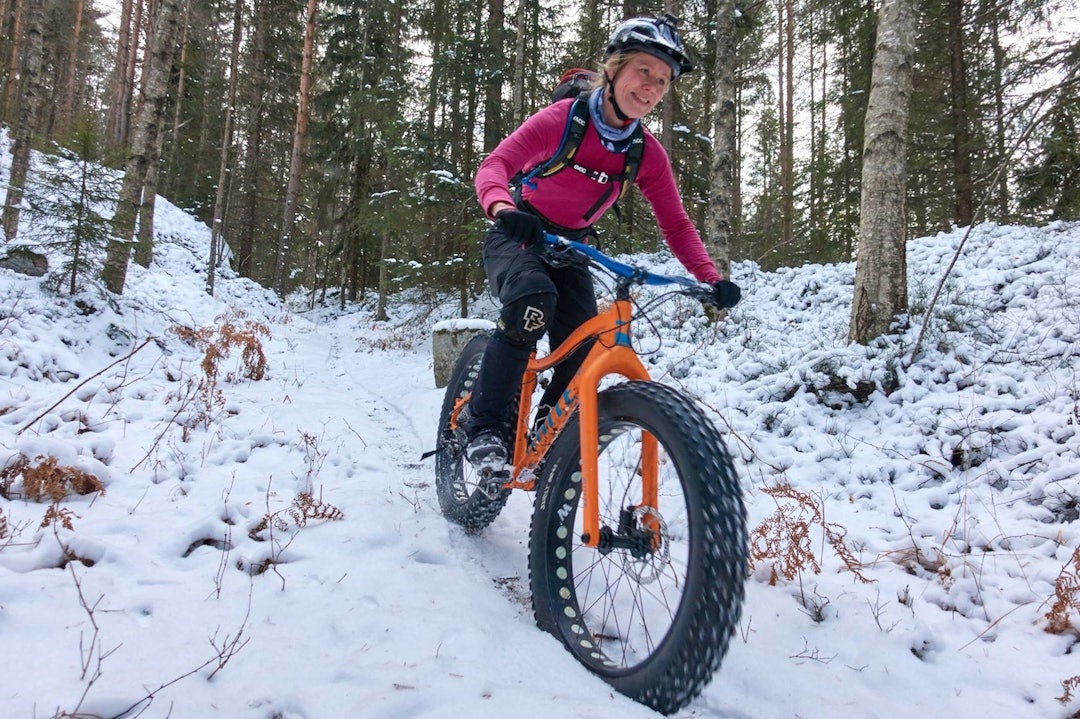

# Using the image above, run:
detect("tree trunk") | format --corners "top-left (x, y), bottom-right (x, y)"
top-left (705, 0), bottom-right (737, 276)
top-left (208, 0), bottom-right (243, 296)
top-left (948, 0), bottom-right (973, 226)
top-left (272, 0), bottom-right (318, 297)
top-left (1, 0), bottom-right (26, 125)
top-left (989, 13), bottom-right (1009, 220)
top-left (483, 0), bottom-right (505, 152)
top-left (512, 0), bottom-right (526, 125)
top-left (782, 0), bottom-right (795, 248)
top-left (375, 230), bottom-right (389, 321)
top-left (849, 0), bottom-right (916, 343)
top-left (101, 0), bottom-right (182, 294)
top-left (425, 0), bottom-right (445, 146)
top-left (660, 0), bottom-right (678, 155)
top-left (1, 0), bottom-right (45, 243)
top-left (105, 0), bottom-right (136, 149)
top-left (163, 0), bottom-right (191, 198)
top-left (54, 0), bottom-right (85, 138)
top-left (134, 134), bottom-right (163, 268)
top-left (235, 0), bottom-right (268, 279)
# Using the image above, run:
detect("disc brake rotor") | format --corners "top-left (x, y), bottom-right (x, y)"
top-left (620, 506), bottom-right (670, 584)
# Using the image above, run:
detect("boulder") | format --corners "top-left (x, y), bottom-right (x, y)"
top-left (0, 247), bottom-right (48, 277)
top-left (431, 319), bottom-right (496, 388)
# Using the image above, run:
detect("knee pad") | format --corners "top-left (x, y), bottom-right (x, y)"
top-left (498, 293), bottom-right (557, 346)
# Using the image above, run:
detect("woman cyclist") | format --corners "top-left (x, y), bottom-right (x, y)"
top-left (464, 14), bottom-right (742, 468)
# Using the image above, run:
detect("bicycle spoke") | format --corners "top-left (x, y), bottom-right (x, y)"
top-left (557, 419), bottom-right (690, 670)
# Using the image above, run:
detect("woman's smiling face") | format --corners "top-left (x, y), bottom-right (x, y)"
top-left (607, 52), bottom-right (673, 121)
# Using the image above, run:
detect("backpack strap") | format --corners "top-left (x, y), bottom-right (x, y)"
top-left (520, 96), bottom-right (646, 223)
top-left (520, 97), bottom-right (590, 191)
top-left (620, 128), bottom-right (644, 198)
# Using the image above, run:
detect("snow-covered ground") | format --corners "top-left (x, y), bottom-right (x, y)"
top-left (1, 144), bottom-right (1079, 717)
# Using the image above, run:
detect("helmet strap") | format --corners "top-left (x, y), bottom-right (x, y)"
top-left (605, 72), bottom-right (633, 125)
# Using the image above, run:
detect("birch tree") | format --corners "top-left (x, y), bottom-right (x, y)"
top-left (849, 0), bottom-right (917, 343)
top-left (101, 0), bottom-right (182, 295)
top-left (272, 0), bottom-right (318, 297)
top-left (705, 0), bottom-right (737, 277)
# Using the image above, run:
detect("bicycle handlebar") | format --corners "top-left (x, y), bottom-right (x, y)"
top-left (542, 233), bottom-right (714, 298)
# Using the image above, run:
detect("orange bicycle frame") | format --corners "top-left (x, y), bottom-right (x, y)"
top-left (505, 294), bottom-right (659, 548)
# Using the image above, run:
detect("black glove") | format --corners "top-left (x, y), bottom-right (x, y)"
top-left (496, 209), bottom-right (544, 247)
top-left (711, 279), bottom-right (741, 309)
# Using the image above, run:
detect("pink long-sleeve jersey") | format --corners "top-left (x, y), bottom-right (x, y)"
top-left (474, 99), bottom-right (722, 284)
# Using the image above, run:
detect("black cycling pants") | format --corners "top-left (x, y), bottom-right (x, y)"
top-left (466, 221), bottom-right (597, 438)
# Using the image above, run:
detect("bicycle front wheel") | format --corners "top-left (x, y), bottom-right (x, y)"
top-left (529, 381), bottom-right (747, 715)
top-left (435, 332), bottom-right (511, 533)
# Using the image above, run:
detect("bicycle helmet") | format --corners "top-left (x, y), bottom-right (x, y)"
top-left (604, 13), bottom-right (694, 80)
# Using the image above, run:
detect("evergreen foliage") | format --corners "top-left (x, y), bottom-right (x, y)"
top-left (1016, 99), bottom-right (1080, 221)
top-left (21, 120), bottom-right (116, 295)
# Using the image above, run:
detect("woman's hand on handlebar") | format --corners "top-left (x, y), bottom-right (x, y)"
top-left (710, 279), bottom-right (741, 309)
top-left (496, 208), bottom-right (544, 247)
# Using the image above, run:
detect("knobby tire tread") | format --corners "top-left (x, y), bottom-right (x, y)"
top-left (434, 332), bottom-right (510, 533)
top-left (528, 381), bottom-right (747, 715)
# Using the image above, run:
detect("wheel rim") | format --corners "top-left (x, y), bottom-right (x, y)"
top-left (555, 421), bottom-right (693, 673)
top-left (438, 363), bottom-right (482, 504)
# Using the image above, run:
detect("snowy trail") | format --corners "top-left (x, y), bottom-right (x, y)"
top-left (242, 314), bottom-right (668, 719)
top-left (0, 301), bottom-right (664, 719)
top-left (310, 315), bottom-right (543, 582)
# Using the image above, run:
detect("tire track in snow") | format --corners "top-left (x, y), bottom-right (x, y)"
top-left (315, 322), bottom-right (437, 476)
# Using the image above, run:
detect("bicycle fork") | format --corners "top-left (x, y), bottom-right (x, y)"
top-left (572, 341), bottom-right (658, 548)
top-left (514, 304), bottom-right (660, 549)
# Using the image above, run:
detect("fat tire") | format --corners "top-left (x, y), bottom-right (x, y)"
top-left (435, 332), bottom-right (511, 533)
top-left (529, 381), bottom-right (747, 715)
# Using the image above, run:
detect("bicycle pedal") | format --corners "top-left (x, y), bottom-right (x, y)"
top-left (477, 467), bottom-right (511, 500)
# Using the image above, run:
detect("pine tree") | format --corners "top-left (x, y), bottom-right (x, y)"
top-left (207, 0), bottom-right (244, 296)
top-left (22, 120), bottom-right (116, 295)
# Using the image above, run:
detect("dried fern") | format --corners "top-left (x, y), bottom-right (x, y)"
top-left (41, 504), bottom-right (77, 531)
top-left (1058, 674), bottom-right (1080, 704)
top-left (1046, 547), bottom-right (1080, 635)
top-left (2, 454), bottom-right (104, 503)
top-left (751, 497), bottom-right (819, 584)
top-left (250, 492), bottom-right (344, 540)
top-left (170, 308), bottom-right (269, 383)
top-left (287, 492), bottom-right (345, 526)
top-left (751, 484), bottom-right (872, 584)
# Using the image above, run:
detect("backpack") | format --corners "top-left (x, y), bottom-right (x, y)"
top-left (551, 68), bottom-right (596, 102)
top-left (514, 68), bottom-right (645, 225)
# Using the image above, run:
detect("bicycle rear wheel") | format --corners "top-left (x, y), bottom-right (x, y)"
top-left (529, 380), bottom-right (747, 715)
top-left (435, 332), bottom-right (512, 533)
